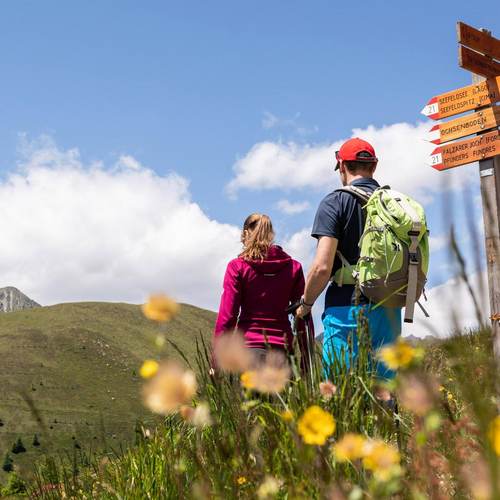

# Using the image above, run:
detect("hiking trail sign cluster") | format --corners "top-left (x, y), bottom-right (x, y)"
top-left (422, 23), bottom-right (500, 170)
top-left (422, 21), bottom-right (500, 362)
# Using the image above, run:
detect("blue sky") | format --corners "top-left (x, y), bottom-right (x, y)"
top-left (0, 1), bottom-right (497, 334)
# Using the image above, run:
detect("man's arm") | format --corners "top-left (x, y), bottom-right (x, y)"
top-left (296, 236), bottom-right (338, 318)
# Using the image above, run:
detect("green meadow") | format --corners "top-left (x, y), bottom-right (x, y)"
top-left (0, 302), bottom-right (214, 487)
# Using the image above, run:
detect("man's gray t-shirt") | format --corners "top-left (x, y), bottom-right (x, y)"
top-left (311, 177), bottom-right (380, 308)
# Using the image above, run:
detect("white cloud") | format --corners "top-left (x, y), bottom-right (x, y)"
top-left (403, 272), bottom-right (488, 338)
top-left (429, 234), bottom-right (449, 252)
top-left (261, 111), bottom-right (318, 136)
top-left (227, 122), bottom-right (477, 201)
top-left (262, 111), bottom-right (281, 129)
top-left (0, 137), bottom-right (241, 309)
top-left (2, 136), bottom-right (488, 341)
top-left (282, 229), bottom-right (315, 270)
top-left (275, 199), bottom-right (310, 215)
top-left (116, 154), bottom-right (141, 170)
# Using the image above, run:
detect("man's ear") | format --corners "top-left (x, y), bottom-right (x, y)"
top-left (371, 161), bottom-right (378, 174)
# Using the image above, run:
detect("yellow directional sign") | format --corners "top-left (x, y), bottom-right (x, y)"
top-left (421, 77), bottom-right (500, 120)
top-left (428, 106), bottom-right (500, 144)
top-left (430, 129), bottom-right (500, 171)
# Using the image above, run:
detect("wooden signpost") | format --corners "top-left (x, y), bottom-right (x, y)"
top-left (423, 21), bottom-right (500, 362)
top-left (459, 45), bottom-right (500, 78)
top-left (457, 21), bottom-right (500, 61)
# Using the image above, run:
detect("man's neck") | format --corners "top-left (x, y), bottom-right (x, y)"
top-left (346, 174), bottom-right (373, 185)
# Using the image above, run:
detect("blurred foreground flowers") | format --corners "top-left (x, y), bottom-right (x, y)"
top-left (249, 351), bottom-right (291, 394)
top-left (298, 406), bottom-right (336, 445)
top-left (139, 359), bottom-right (159, 379)
top-left (319, 380), bottom-right (337, 401)
top-left (489, 415), bottom-right (500, 456)
top-left (378, 338), bottom-right (423, 370)
top-left (143, 361), bottom-right (197, 415)
top-left (213, 333), bottom-right (255, 373)
top-left (29, 291), bottom-right (498, 499)
top-left (333, 433), bottom-right (366, 462)
top-left (362, 440), bottom-right (401, 481)
top-left (142, 294), bottom-right (180, 322)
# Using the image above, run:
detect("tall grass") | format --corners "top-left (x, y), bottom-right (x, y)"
top-left (23, 319), bottom-right (499, 499)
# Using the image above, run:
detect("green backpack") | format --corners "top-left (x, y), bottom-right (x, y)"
top-left (332, 185), bottom-right (429, 323)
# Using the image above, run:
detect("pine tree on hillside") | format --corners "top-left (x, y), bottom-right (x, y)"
top-left (33, 434), bottom-right (40, 447)
top-left (11, 437), bottom-right (26, 454)
top-left (2, 453), bottom-right (13, 473)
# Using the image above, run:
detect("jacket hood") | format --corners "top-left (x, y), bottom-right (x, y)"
top-left (244, 245), bottom-right (293, 275)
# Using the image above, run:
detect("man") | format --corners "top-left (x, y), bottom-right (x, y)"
top-left (296, 138), bottom-right (401, 383)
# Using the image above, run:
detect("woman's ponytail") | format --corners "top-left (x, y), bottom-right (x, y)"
top-left (239, 213), bottom-right (275, 261)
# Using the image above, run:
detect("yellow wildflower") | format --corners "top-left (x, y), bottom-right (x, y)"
top-left (143, 361), bottom-right (197, 415)
top-left (142, 294), bottom-right (179, 322)
top-left (297, 406), bottom-right (336, 445)
top-left (378, 338), bottom-right (422, 370)
top-left (139, 359), bottom-right (159, 379)
top-left (237, 476), bottom-right (247, 485)
top-left (240, 371), bottom-right (257, 389)
top-left (362, 440), bottom-right (401, 481)
top-left (488, 415), bottom-right (500, 456)
top-left (281, 409), bottom-right (294, 422)
top-left (333, 433), bottom-right (366, 462)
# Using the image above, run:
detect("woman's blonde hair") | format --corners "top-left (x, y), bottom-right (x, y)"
top-left (239, 213), bottom-right (275, 261)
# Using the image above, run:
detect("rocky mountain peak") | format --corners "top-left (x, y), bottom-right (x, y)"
top-left (0, 286), bottom-right (41, 313)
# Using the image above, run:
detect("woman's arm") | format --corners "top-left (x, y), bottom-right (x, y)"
top-left (214, 260), bottom-right (242, 336)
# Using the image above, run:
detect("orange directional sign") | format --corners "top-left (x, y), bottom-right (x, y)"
top-left (459, 46), bottom-right (500, 79)
top-left (428, 106), bottom-right (500, 144)
top-left (430, 129), bottom-right (500, 171)
top-left (421, 76), bottom-right (500, 120)
top-left (457, 22), bottom-right (500, 61)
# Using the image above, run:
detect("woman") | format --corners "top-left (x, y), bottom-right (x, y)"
top-left (214, 213), bottom-right (313, 362)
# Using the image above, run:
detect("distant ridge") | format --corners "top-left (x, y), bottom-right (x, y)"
top-left (0, 286), bottom-right (40, 312)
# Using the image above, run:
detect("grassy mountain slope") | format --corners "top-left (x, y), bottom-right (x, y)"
top-left (0, 301), bottom-right (215, 478)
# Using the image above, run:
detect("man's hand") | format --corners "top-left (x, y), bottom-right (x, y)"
top-left (295, 303), bottom-right (312, 319)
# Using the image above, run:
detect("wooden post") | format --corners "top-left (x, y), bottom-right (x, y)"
top-left (479, 155), bottom-right (500, 359)
top-left (470, 29), bottom-right (500, 364)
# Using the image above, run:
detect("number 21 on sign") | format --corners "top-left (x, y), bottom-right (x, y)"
top-left (430, 150), bottom-right (443, 166)
top-left (422, 99), bottom-right (439, 118)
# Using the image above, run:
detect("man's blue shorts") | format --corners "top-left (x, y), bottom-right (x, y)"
top-left (322, 305), bottom-right (402, 380)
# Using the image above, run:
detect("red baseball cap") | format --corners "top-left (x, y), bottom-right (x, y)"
top-left (335, 138), bottom-right (378, 170)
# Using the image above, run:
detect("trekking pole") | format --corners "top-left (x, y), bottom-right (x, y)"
top-left (286, 301), bottom-right (315, 386)
top-left (304, 315), bottom-right (315, 386)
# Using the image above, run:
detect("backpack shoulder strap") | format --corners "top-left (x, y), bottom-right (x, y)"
top-left (335, 185), bottom-right (372, 203)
